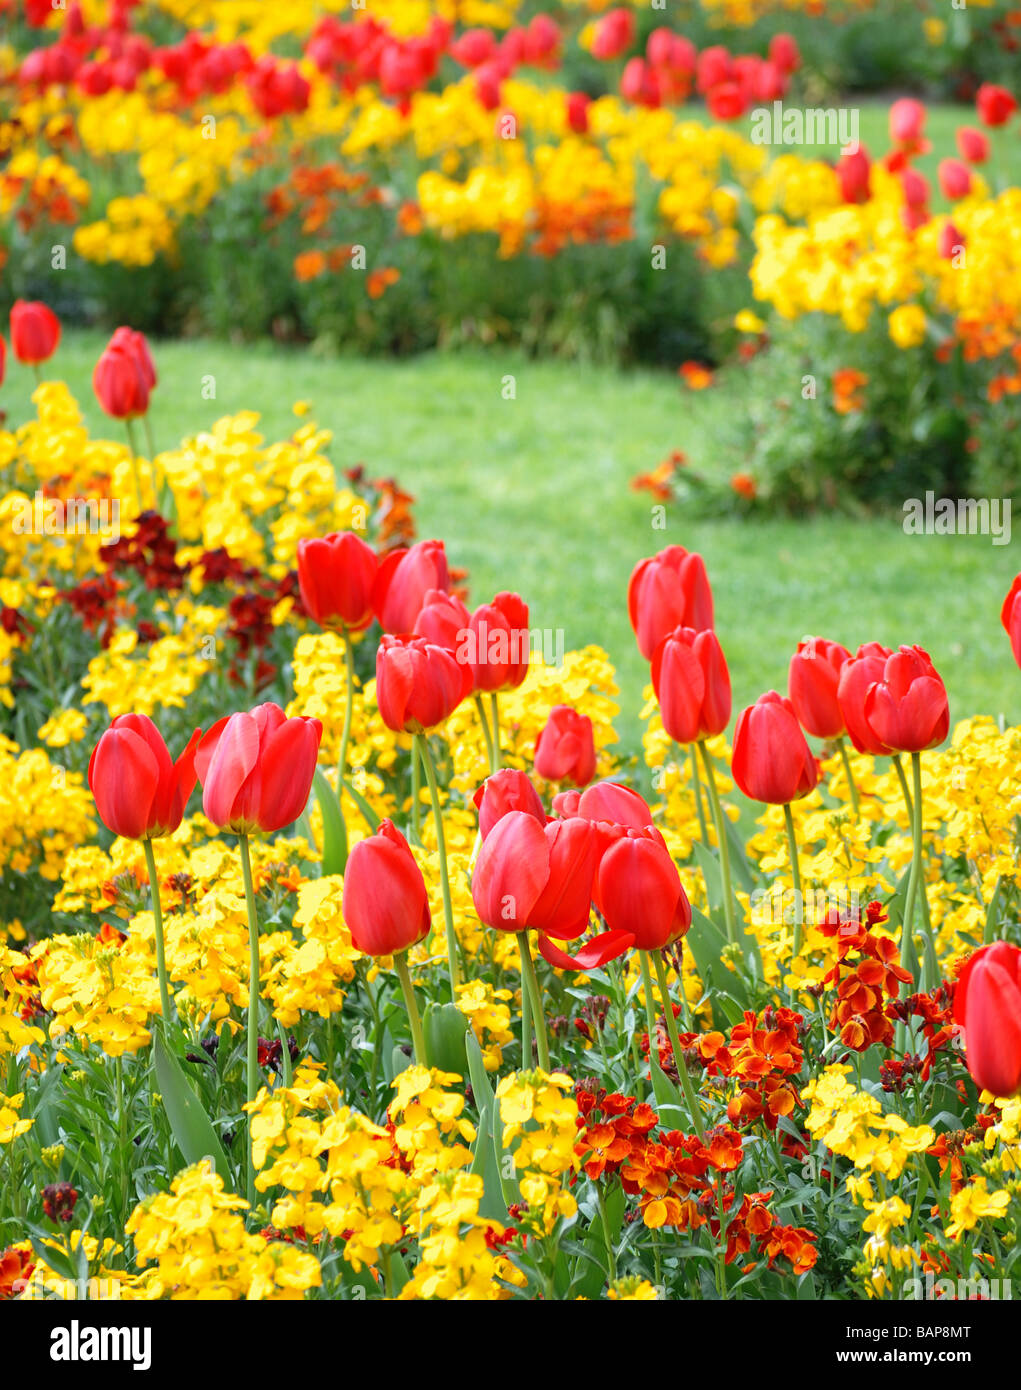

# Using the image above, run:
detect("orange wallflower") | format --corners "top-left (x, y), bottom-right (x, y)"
top-left (293, 250), bottom-right (327, 282)
top-left (679, 361), bottom-right (714, 389)
top-left (366, 267), bottom-right (400, 299)
top-left (832, 367), bottom-right (868, 414)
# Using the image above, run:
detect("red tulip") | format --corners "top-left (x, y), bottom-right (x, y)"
top-left (372, 539), bottom-right (450, 633)
top-left (297, 532), bottom-right (378, 632)
top-left (464, 592), bottom-right (530, 691)
top-left (837, 145), bottom-right (871, 204)
top-left (939, 221), bottom-right (964, 260)
top-left (534, 705), bottom-right (596, 786)
top-left (89, 715), bottom-right (200, 840)
top-left (889, 97), bottom-right (926, 147)
top-left (954, 942), bottom-right (1021, 1097)
top-left (109, 326), bottom-right (157, 390)
top-left (861, 645), bottom-right (949, 753)
top-left (938, 158), bottom-right (972, 200)
top-left (651, 625), bottom-right (731, 745)
top-left (576, 779), bottom-right (653, 829)
top-left (696, 46), bottom-right (731, 92)
top-left (706, 81), bottom-right (745, 121)
top-left (474, 768), bottom-right (545, 840)
top-left (768, 33), bottom-right (800, 74)
top-left (195, 702), bottom-right (322, 834)
top-left (1001, 575), bottom-right (1021, 669)
top-left (0, 335), bottom-right (5, 387)
top-left (342, 819), bottom-right (430, 957)
top-left (413, 589), bottom-right (470, 651)
top-left (597, 827), bottom-right (690, 950)
top-left (976, 83), bottom-right (1017, 128)
top-left (375, 633), bottom-right (471, 733)
top-left (590, 8), bottom-right (634, 61)
top-left (566, 91), bottom-right (590, 134)
top-left (788, 636), bottom-right (851, 739)
top-left (471, 810), bottom-right (601, 943)
top-left (10, 300), bottom-right (61, 366)
top-left (732, 691), bottom-right (819, 805)
top-left (93, 341), bottom-right (150, 419)
top-left (628, 545), bottom-right (714, 661)
top-left (956, 126), bottom-right (989, 164)
top-left (528, 817), bottom-right (600, 941)
top-left (837, 642), bottom-right (894, 755)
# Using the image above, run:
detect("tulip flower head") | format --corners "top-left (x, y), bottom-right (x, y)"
top-left (195, 702), bottom-right (322, 834)
top-left (787, 636), bottom-right (851, 740)
top-left (732, 691), bottom-right (819, 805)
top-left (1001, 575), bottom-right (1021, 670)
top-left (413, 589), bottom-right (471, 651)
top-left (837, 642), bottom-right (894, 755)
top-left (372, 539), bottom-right (450, 633)
top-left (376, 633), bottom-right (472, 733)
top-left (342, 819), bottom-right (431, 957)
top-left (628, 545), bottom-right (714, 661)
top-left (89, 715), bottom-right (200, 840)
top-left (651, 625), bottom-right (731, 745)
top-left (954, 942), bottom-right (1021, 1098)
top-left (473, 768), bottom-right (546, 840)
top-left (533, 705), bottom-right (597, 786)
top-left (297, 531), bottom-right (378, 632)
top-left (462, 592), bottom-right (530, 692)
top-left (861, 645), bottom-right (949, 754)
top-left (93, 340), bottom-right (150, 419)
top-left (597, 826), bottom-right (691, 950)
top-left (471, 809), bottom-right (601, 945)
top-left (10, 300), bottom-right (61, 366)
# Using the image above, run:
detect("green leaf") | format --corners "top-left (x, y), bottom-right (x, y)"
top-left (470, 1098), bottom-right (509, 1223)
top-left (648, 1049), bottom-right (686, 1126)
top-left (312, 768), bottom-right (348, 877)
top-left (341, 775), bottom-right (381, 833)
top-left (686, 906), bottom-right (750, 1013)
top-left (465, 1031), bottom-right (496, 1114)
top-left (29, 1236), bottom-right (77, 1285)
top-left (574, 1184), bottom-right (625, 1299)
top-left (423, 1001), bottom-right (469, 1076)
top-left (152, 1027), bottom-right (231, 1184)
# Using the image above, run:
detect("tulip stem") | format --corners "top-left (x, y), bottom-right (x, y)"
top-left (836, 736), bottom-right (860, 816)
top-left (474, 694), bottom-right (497, 776)
top-left (337, 629), bottom-right (354, 810)
top-left (893, 753), bottom-right (913, 822)
top-left (31, 363), bottom-right (42, 387)
top-left (239, 833), bottom-right (261, 1206)
top-left (519, 937), bottom-right (532, 1067)
top-left (651, 951), bottom-right (704, 1140)
top-left (123, 417), bottom-right (146, 510)
top-left (900, 752), bottom-right (936, 995)
top-left (394, 952), bottom-right (427, 1067)
top-left (409, 736), bottom-right (422, 843)
top-left (142, 838), bottom-right (173, 1028)
top-left (697, 741), bottom-right (736, 946)
top-left (489, 693), bottom-right (501, 769)
top-left (415, 734), bottom-right (463, 996)
top-left (688, 744), bottom-right (709, 843)
top-left (142, 411), bottom-right (157, 461)
top-left (782, 803), bottom-right (803, 988)
top-left (518, 932), bottom-right (549, 1071)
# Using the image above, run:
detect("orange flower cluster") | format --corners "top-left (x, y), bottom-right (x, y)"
top-left (831, 367), bottom-right (867, 414)
top-left (531, 188), bottom-right (633, 258)
top-left (818, 901), bottom-right (911, 1050)
top-left (884, 978), bottom-right (959, 1086)
top-left (0, 1244), bottom-right (33, 1300)
top-left (573, 1084), bottom-right (817, 1275)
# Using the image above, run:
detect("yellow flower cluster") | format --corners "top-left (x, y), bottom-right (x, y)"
top-left (804, 1064), bottom-right (935, 1181)
top-left (33, 931), bottom-right (162, 1056)
top-left (127, 1161), bottom-right (322, 1299)
top-left (0, 735), bottom-right (95, 885)
top-left (497, 1069), bottom-right (579, 1230)
top-left (0, 1092), bottom-right (33, 1147)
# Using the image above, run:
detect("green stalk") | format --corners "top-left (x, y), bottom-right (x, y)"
top-left (31, 363), bottom-right (42, 387)
top-left (336, 628), bottom-right (355, 810)
top-left (489, 692), bottom-right (501, 769)
top-left (783, 802), bottom-right (804, 978)
top-left (517, 931), bottom-right (549, 1070)
top-left (697, 741), bottom-right (737, 946)
top-left (409, 735), bottom-right (422, 842)
top-left (474, 693), bottom-right (497, 776)
top-left (142, 838), bottom-right (172, 1027)
top-left (893, 753), bottom-right (913, 822)
top-left (239, 833), bottom-right (261, 1206)
top-left (688, 743), bottom-right (709, 842)
top-left (394, 952), bottom-right (427, 1066)
top-left (124, 417), bottom-right (144, 511)
top-left (415, 734), bottom-right (463, 995)
top-left (519, 942), bottom-right (533, 1067)
top-left (651, 951), bottom-right (705, 1139)
top-left (142, 411), bottom-right (157, 461)
top-left (836, 736), bottom-right (860, 816)
top-left (276, 1019), bottom-right (293, 1087)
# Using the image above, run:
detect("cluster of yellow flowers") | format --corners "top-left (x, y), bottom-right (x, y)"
top-left (0, 736), bottom-right (95, 888)
top-left (126, 1162), bottom-right (322, 1299)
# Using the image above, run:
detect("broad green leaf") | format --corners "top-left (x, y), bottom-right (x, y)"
top-left (423, 1001), bottom-right (469, 1076)
top-left (152, 1027), bottom-right (231, 1184)
top-left (341, 775), bottom-right (381, 833)
top-left (312, 768), bottom-right (348, 877)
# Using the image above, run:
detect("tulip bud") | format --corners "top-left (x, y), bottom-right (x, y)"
top-left (462, 592), bottom-right (530, 691)
top-left (787, 636), bottom-right (850, 739)
top-left (534, 705), bottom-right (597, 786)
top-left (375, 633), bottom-right (472, 733)
top-left (628, 545), bottom-right (714, 661)
top-left (597, 827), bottom-right (690, 950)
top-left (651, 625), bottom-right (731, 744)
top-left (93, 341), bottom-right (150, 419)
top-left (732, 691), bottom-right (819, 805)
top-left (1001, 574), bottom-right (1021, 669)
top-left (10, 300), bottom-right (61, 366)
top-left (89, 715), bottom-right (201, 840)
top-left (954, 942), bottom-right (1021, 1097)
top-left (297, 531), bottom-right (378, 632)
top-left (372, 539), bottom-right (450, 633)
top-left (195, 702), bottom-right (322, 834)
top-left (342, 819), bottom-right (431, 956)
top-left (474, 768), bottom-right (546, 839)
top-left (837, 642), bottom-right (894, 755)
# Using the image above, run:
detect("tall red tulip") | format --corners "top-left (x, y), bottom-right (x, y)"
top-left (195, 702), bottom-right (322, 834)
top-left (10, 300), bottom-right (60, 366)
top-left (732, 691), bottom-right (819, 805)
top-left (93, 340), bottom-right (150, 419)
top-left (628, 545), bottom-right (713, 660)
top-left (788, 637), bottom-right (850, 739)
top-left (297, 531), bottom-right (378, 632)
top-left (474, 768), bottom-right (545, 840)
top-left (109, 326), bottom-right (157, 391)
top-left (1002, 575), bottom-right (1021, 669)
top-left (956, 126), bottom-right (989, 164)
top-left (88, 715), bottom-right (200, 840)
top-left (651, 625), bottom-right (731, 744)
top-left (596, 827), bottom-right (690, 950)
top-left (372, 539), bottom-right (450, 633)
top-left (529, 817), bottom-right (601, 942)
top-left (954, 942), bottom-right (1021, 1097)
top-left (463, 592), bottom-right (530, 691)
top-left (342, 819), bottom-right (430, 957)
top-left (534, 705), bottom-right (596, 786)
top-left (976, 83), bottom-right (1017, 128)
top-left (837, 642), bottom-right (894, 755)
top-left (861, 645), bottom-right (949, 753)
top-left (375, 633), bottom-right (472, 733)
top-left (471, 810), bottom-right (550, 932)
top-left (413, 589), bottom-right (471, 651)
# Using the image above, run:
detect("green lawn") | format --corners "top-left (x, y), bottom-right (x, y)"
top-left (9, 330), bottom-right (1018, 752)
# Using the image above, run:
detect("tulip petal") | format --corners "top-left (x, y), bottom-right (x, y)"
top-left (201, 712), bottom-right (260, 829)
top-left (89, 726), bottom-right (161, 840)
top-left (537, 929), bottom-right (635, 971)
